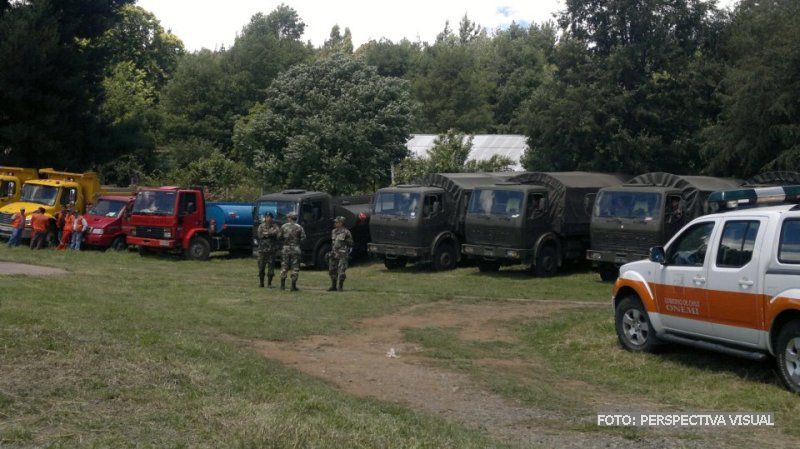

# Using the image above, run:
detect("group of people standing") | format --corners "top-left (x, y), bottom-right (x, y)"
top-left (6, 204), bottom-right (88, 250)
top-left (256, 211), bottom-right (353, 293)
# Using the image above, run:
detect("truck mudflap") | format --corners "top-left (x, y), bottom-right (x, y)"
top-left (586, 249), bottom-right (648, 266)
top-left (462, 244), bottom-right (534, 262)
top-left (368, 242), bottom-right (429, 259)
top-left (127, 235), bottom-right (178, 249)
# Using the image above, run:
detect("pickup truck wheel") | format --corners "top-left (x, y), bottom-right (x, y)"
top-left (432, 242), bottom-right (457, 271)
top-left (315, 243), bottom-right (331, 270)
top-left (477, 260), bottom-right (501, 272)
top-left (599, 265), bottom-right (618, 282)
top-left (776, 321), bottom-right (800, 393)
top-left (534, 245), bottom-right (558, 277)
top-left (186, 237), bottom-right (210, 261)
top-left (111, 236), bottom-right (127, 251)
top-left (384, 257), bottom-right (407, 270)
top-left (615, 296), bottom-right (660, 353)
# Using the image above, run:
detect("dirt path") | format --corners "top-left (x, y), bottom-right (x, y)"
top-left (0, 261), bottom-right (67, 276)
top-left (228, 301), bottom-right (788, 448)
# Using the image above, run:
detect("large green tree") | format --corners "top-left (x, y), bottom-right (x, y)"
top-left (232, 55), bottom-right (415, 194)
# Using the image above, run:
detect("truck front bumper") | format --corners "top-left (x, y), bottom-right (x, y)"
top-left (85, 232), bottom-right (117, 247)
top-left (368, 243), bottom-right (428, 259)
top-left (127, 235), bottom-right (178, 250)
top-left (0, 225), bottom-right (30, 239)
top-left (462, 244), bottom-right (534, 262)
top-left (586, 249), bottom-right (647, 266)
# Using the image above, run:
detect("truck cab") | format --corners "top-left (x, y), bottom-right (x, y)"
top-left (613, 185), bottom-right (800, 393)
top-left (84, 195), bottom-right (134, 250)
top-left (369, 185), bottom-right (455, 270)
top-left (0, 167), bottom-right (38, 208)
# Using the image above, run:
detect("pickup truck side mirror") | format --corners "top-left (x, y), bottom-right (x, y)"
top-left (649, 246), bottom-right (666, 264)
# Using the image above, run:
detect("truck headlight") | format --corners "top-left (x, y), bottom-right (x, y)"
top-left (464, 246), bottom-right (473, 253)
top-left (506, 250), bottom-right (519, 258)
top-left (131, 228), bottom-right (136, 236)
top-left (163, 230), bottom-right (172, 239)
top-left (91, 228), bottom-right (104, 235)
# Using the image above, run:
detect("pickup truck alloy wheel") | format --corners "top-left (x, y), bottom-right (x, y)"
top-left (615, 296), bottom-right (659, 353)
top-left (623, 309), bottom-right (649, 345)
top-left (777, 321), bottom-right (800, 393)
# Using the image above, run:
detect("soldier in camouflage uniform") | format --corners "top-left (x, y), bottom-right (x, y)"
top-left (256, 212), bottom-right (281, 288)
top-left (280, 211), bottom-right (306, 291)
top-left (328, 216), bottom-right (353, 292)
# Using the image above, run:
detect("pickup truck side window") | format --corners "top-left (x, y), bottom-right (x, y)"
top-left (716, 221), bottom-right (760, 268)
top-left (778, 219), bottom-right (800, 264)
top-left (666, 222), bottom-right (715, 267)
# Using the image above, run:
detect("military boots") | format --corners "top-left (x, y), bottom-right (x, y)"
top-left (291, 280), bottom-right (298, 291)
top-left (327, 278), bottom-right (337, 292)
top-left (280, 278), bottom-right (286, 290)
top-left (267, 275), bottom-right (273, 288)
top-left (259, 275), bottom-right (265, 288)
top-left (337, 278), bottom-right (345, 292)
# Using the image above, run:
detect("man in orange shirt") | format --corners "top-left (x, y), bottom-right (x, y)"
top-left (29, 207), bottom-right (49, 250)
top-left (7, 207), bottom-right (25, 247)
top-left (57, 210), bottom-right (74, 250)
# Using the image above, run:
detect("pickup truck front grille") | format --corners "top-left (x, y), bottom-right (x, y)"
top-left (135, 226), bottom-right (165, 239)
top-left (0, 212), bottom-right (12, 226)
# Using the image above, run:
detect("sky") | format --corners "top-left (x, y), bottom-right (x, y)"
top-left (138, 0), bottom-right (739, 51)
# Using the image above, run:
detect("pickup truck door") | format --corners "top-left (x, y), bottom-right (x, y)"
top-left (705, 218), bottom-right (766, 346)
top-left (655, 220), bottom-right (718, 336)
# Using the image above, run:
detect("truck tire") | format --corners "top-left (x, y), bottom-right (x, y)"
top-left (534, 245), bottom-right (558, 277)
top-left (315, 243), bottom-right (331, 270)
top-left (775, 320), bottom-right (800, 394)
top-left (432, 242), bottom-right (457, 271)
top-left (111, 236), bottom-right (127, 251)
top-left (599, 264), bottom-right (619, 282)
top-left (615, 296), bottom-right (660, 353)
top-left (384, 257), bottom-right (407, 270)
top-left (186, 237), bottom-right (211, 261)
top-left (477, 260), bottom-right (501, 272)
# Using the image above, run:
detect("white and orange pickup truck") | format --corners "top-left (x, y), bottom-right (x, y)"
top-left (613, 185), bottom-right (800, 392)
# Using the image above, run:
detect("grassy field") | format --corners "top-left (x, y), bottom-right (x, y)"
top-left (0, 246), bottom-right (797, 448)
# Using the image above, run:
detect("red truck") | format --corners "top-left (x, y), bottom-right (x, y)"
top-left (84, 195), bottom-right (135, 250)
top-left (126, 186), bottom-right (253, 260)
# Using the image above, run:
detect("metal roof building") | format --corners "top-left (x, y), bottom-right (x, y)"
top-left (406, 134), bottom-right (528, 171)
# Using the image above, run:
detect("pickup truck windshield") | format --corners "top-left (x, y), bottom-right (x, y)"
top-left (133, 191), bottom-right (176, 215)
top-left (20, 184), bottom-right (58, 206)
top-left (89, 199), bottom-right (127, 218)
top-left (256, 201), bottom-right (297, 222)
top-left (594, 191), bottom-right (662, 220)
top-left (468, 189), bottom-right (524, 218)
top-left (374, 192), bottom-right (420, 218)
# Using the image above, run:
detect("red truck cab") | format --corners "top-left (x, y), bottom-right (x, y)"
top-left (84, 195), bottom-right (134, 250)
top-left (126, 187), bottom-right (209, 258)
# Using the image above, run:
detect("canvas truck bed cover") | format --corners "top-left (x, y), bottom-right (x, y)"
top-left (333, 195), bottom-right (372, 228)
top-left (509, 172), bottom-right (630, 236)
top-left (420, 172), bottom-right (515, 233)
top-left (626, 172), bottom-right (742, 217)
top-left (744, 171), bottom-right (800, 187)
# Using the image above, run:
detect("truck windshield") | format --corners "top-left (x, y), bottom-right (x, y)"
top-left (89, 199), bottom-right (127, 218)
top-left (20, 184), bottom-right (58, 206)
top-left (468, 189), bottom-right (524, 218)
top-left (594, 191), bottom-right (662, 220)
top-left (374, 192), bottom-right (420, 218)
top-left (132, 191), bottom-right (176, 215)
top-left (256, 200), bottom-right (297, 222)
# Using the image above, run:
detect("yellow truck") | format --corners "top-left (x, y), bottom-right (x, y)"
top-left (0, 167), bottom-right (39, 208)
top-left (0, 169), bottom-right (120, 240)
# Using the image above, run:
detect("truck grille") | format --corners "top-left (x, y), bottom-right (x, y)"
top-left (0, 212), bottom-right (12, 226)
top-left (135, 226), bottom-right (166, 239)
top-left (593, 230), bottom-right (657, 253)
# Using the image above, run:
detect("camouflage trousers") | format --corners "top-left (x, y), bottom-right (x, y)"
top-left (281, 251), bottom-right (301, 281)
top-left (328, 254), bottom-right (349, 281)
top-left (257, 250), bottom-right (276, 278)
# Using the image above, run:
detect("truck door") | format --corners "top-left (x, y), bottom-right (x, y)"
top-left (178, 191), bottom-right (203, 235)
top-left (705, 218), bottom-right (765, 345)
top-left (656, 220), bottom-right (717, 336)
top-left (300, 198), bottom-right (328, 253)
top-left (422, 192), bottom-right (446, 242)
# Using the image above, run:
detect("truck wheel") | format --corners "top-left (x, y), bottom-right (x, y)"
top-left (384, 257), bottom-right (407, 270)
top-left (432, 242), bottom-right (457, 271)
top-left (315, 243), bottom-right (331, 270)
top-left (186, 237), bottom-right (210, 261)
top-left (111, 236), bottom-right (128, 251)
top-left (477, 260), bottom-right (501, 273)
top-left (776, 320), bottom-right (800, 393)
top-left (534, 245), bottom-right (558, 277)
top-left (615, 296), bottom-right (660, 353)
top-left (599, 265), bottom-right (619, 282)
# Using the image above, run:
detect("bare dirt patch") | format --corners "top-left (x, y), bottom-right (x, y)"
top-left (0, 261), bottom-right (67, 276)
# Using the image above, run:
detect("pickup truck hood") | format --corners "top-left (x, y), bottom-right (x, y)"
top-left (85, 214), bottom-right (119, 229)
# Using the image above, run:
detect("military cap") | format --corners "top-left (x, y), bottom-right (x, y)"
top-left (333, 216), bottom-right (345, 224)
top-left (287, 212), bottom-right (298, 220)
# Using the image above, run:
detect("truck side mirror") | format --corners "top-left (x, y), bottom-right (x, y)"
top-left (649, 246), bottom-right (666, 264)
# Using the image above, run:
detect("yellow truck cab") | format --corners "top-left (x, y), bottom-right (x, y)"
top-left (0, 169), bottom-right (102, 239)
top-left (0, 167), bottom-right (39, 208)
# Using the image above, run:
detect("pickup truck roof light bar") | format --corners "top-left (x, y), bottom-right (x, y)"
top-left (708, 185), bottom-right (800, 210)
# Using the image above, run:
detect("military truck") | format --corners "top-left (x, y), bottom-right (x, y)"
top-left (586, 172), bottom-right (741, 281)
top-left (369, 173), bottom-right (512, 271)
top-left (0, 167), bottom-right (39, 208)
top-left (252, 190), bottom-right (371, 269)
top-left (461, 172), bottom-right (629, 276)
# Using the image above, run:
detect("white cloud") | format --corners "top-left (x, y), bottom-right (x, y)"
top-left (137, 0), bottom-right (740, 51)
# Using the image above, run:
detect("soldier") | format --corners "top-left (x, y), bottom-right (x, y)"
top-left (256, 212), bottom-right (281, 288)
top-left (328, 216), bottom-right (353, 292)
top-left (279, 211), bottom-right (306, 291)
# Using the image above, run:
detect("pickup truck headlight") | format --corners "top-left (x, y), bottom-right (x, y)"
top-left (163, 230), bottom-right (172, 239)
top-left (91, 228), bottom-right (104, 235)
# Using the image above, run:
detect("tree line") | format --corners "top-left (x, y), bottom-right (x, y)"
top-left (0, 0), bottom-right (797, 198)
